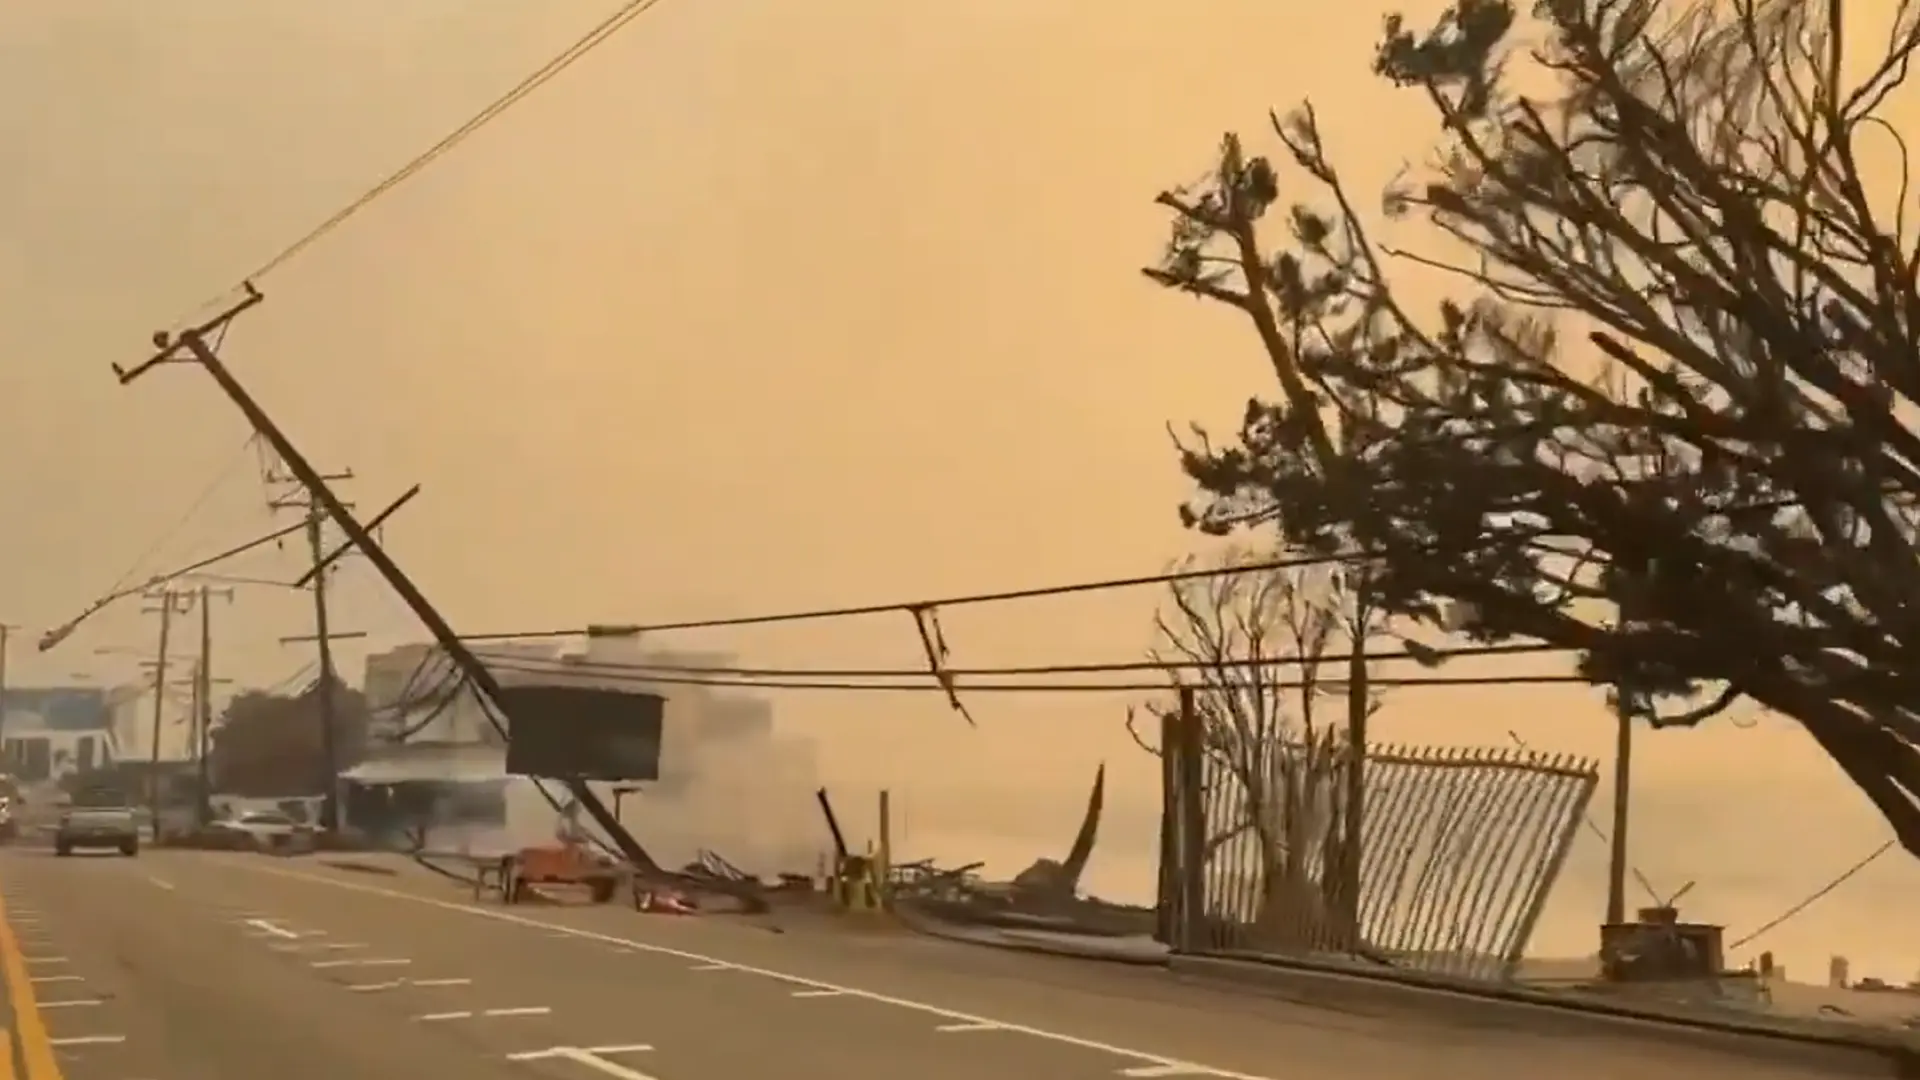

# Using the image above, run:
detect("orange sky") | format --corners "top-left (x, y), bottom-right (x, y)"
top-left (5, 0), bottom-right (1918, 972)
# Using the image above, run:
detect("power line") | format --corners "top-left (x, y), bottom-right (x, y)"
top-left (40, 514), bottom-right (322, 652)
top-left (475, 658), bottom-right (1590, 695)
top-left (173, 0), bottom-right (673, 326)
top-left (469, 640), bottom-right (1569, 681)
top-left (457, 549), bottom-right (1384, 643)
top-left (1726, 840), bottom-right (1894, 953)
top-left (102, 434), bottom-right (260, 597)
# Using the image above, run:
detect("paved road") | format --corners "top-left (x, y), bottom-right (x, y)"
top-left (0, 848), bottom-right (1896, 1080)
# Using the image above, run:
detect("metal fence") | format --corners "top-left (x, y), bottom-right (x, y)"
top-left (1162, 719), bottom-right (1598, 982)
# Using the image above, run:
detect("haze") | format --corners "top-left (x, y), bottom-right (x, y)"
top-left (4, 0), bottom-right (1917, 978)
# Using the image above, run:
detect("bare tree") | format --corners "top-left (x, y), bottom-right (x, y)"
top-left (1145, 0), bottom-right (1920, 856)
top-left (1130, 548), bottom-right (1384, 947)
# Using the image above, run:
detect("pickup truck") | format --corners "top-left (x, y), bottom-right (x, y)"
top-left (55, 807), bottom-right (140, 857)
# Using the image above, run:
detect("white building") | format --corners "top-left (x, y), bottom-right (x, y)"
top-left (106, 682), bottom-right (197, 766)
top-left (1, 686), bottom-right (127, 783)
top-left (352, 639), bottom-right (816, 871)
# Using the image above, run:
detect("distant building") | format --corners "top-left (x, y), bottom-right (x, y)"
top-left (351, 640), bottom-right (784, 851)
top-left (0, 687), bottom-right (117, 783)
top-left (105, 679), bottom-right (195, 765)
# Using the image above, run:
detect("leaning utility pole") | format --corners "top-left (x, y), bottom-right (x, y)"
top-left (268, 467), bottom-right (358, 829)
top-left (117, 284), bottom-right (655, 871)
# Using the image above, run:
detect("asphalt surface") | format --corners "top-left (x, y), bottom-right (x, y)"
top-left (0, 848), bottom-right (1897, 1080)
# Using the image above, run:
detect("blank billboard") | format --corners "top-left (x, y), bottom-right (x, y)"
top-left (499, 685), bottom-right (665, 781)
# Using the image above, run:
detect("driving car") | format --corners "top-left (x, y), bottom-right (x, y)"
top-left (209, 811), bottom-right (312, 851)
top-left (55, 807), bottom-right (140, 857)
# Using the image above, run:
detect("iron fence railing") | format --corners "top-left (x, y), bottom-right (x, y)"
top-left (1166, 731), bottom-right (1597, 982)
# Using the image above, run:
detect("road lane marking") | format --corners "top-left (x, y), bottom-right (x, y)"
top-left (25, 977), bottom-right (78, 985)
top-left (418, 1007), bottom-right (548, 1023)
top-left (311, 957), bottom-right (410, 969)
top-left (35, 1001), bottom-right (100, 1010)
top-left (272, 942), bottom-right (365, 953)
top-left (791, 989), bottom-right (844, 998)
top-left (21, 958), bottom-right (65, 966)
top-left (245, 919), bottom-right (299, 940)
top-left (688, 963), bottom-right (731, 971)
top-left (47, 1036), bottom-right (122, 1048)
top-left (507, 1046), bottom-right (655, 1079)
top-left (0, 885), bottom-right (65, 1078)
top-left (346, 981), bottom-right (405, 993)
top-left (1123, 1067), bottom-right (1214, 1078)
top-left (413, 978), bottom-right (473, 987)
top-left (241, 862), bottom-right (1278, 1080)
top-left (147, 877), bottom-right (175, 891)
top-left (937, 1022), bottom-right (1000, 1032)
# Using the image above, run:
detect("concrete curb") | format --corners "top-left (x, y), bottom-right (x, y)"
top-left (889, 914), bottom-right (1919, 1075)
top-left (892, 907), bottom-right (1166, 967)
top-left (1169, 954), bottom-right (1920, 1077)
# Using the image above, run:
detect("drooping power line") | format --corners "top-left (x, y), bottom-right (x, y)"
top-left (456, 548), bottom-right (1395, 643)
top-left (170, 0), bottom-right (676, 328)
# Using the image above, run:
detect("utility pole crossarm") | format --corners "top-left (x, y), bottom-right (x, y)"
top-left (291, 485), bottom-right (419, 589)
top-left (115, 284), bottom-right (263, 385)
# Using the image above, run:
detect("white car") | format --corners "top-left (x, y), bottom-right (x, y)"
top-left (211, 811), bottom-right (311, 850)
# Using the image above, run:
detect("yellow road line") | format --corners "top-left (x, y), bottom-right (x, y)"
top-left (0, 891), bottom-right (59, 1080)
top-left (0, 1028), bottom-right (13, 1080)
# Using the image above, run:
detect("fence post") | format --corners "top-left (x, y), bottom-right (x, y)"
top-left (1155, 709), bottom-right (1178, 946)
top-left (1175, 686), bottom-right (1206, 952)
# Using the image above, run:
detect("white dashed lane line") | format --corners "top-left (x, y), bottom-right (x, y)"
top-left (241, 863), bottom-right (1281, 1080)
top-left (5, 888), bottom-right (133, 1060)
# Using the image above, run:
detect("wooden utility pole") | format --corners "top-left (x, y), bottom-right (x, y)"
top-left (117, 285), bottom-right (658, 874)
top-left (0, 622), bottom-right (15, 747)
top-left (269, 466), bottom-right (358, 830)
top-left (1605, 697), bottom-right (1634, 927)
top-left (193, 584), bottom-right (234, 825)
top-left (142, 589), bottom-right (192, 838)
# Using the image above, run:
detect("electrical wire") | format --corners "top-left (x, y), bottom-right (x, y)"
top-left (172, 0), bottom-right (674, 325)
top-left (41, 512), bottom-right (323, 652)
top-left (457, 549), bottom-right (1393, 642)
top-left (373, 648), bottom-right (445, 719)
top-left (1726, 840), bottom-right (1894, 952)
top-left (471, 659), bottom-right (1591, 695)
top-left (102, 434), bottom-right (260, 597)
top-left (469, 640), bottom-right (1569, 681)
top-left (257, 661), bottom-right (319, 697)
top-left (392, 668), bottom-right (470, 742)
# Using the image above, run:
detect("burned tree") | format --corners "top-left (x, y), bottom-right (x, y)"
top-left (1145, 0), bottom-right (1920, 853)
top-left (1131, 549), bottom-right (1383, 948)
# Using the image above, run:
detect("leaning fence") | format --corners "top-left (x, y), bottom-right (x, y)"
top-left (1160, 717), bottom-right (1599, 983)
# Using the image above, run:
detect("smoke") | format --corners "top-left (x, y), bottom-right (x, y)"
top-left (502, 654), bottom-right (824, 876)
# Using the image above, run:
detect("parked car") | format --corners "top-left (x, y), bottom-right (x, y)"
top-left (209, 811), bottom-right (312, 851)
top-left (55, 807), bottom-right (140, 857)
